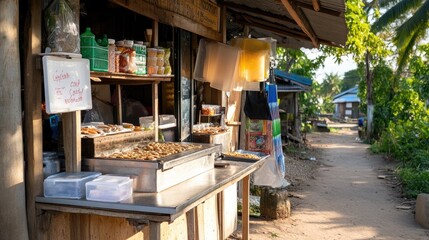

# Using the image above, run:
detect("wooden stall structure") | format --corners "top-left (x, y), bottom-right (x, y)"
top-left (8, 0), bottom-right (350, 240)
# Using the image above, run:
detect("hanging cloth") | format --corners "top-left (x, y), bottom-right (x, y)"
top-left (244, 90), bottom-right (272, 120)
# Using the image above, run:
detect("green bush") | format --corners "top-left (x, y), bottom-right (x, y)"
top-left (398, 168), bottom-right (429, 198)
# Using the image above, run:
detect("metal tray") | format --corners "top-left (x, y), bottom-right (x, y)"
top-left (222, 149), bottom-right (269, 162)
top-left (82, 143), bottom-right (221, 192)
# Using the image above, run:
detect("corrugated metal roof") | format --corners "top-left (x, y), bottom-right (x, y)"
top-left (274, 69), bottom-right (312, 92)
top-left (222, 0), bottom-right (348, 48)
top-left (332, 94), bottom-right (360, 103)
top-left (333, 86), bottom-right (358, 100)
top-left (333, 86), bottom-right (360, 103)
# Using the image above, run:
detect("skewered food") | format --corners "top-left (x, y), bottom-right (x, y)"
top-left (102, 142), bottom-right (202, 160)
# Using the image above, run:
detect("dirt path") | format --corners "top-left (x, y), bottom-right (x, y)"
top-left (238, 127), bottom-right (429, 239)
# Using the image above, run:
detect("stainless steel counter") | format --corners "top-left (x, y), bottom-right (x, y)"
top-left (36, 158), bottom-right (265, 222)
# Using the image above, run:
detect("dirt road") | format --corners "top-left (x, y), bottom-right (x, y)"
top-left (238, 127), bottom-right (429, 239)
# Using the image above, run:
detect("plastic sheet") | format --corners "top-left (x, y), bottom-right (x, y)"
top-left (44, 0), bottom-right (79, 53)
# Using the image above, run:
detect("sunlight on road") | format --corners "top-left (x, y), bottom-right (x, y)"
top-left (314, 144), bottom-right (365, 149)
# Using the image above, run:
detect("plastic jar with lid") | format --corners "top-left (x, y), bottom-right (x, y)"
top-left (119, 40), bottom-right (136, 73)
top-left (115, 51), bottom-right (121, 73)
top-left (108, 39), bottom-right (116, 72)
top-left (133, 41), bottom-right (146, 75)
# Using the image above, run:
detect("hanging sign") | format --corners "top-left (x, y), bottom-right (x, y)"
top-left (42, 56), bottom-right (92, 114)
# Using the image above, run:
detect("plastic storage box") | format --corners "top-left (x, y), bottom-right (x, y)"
top-left (44, 172), bottom-right (101, 199)
top-left (80, 28), bottom-right (108, 72)
top-left (86, 175), bottom-right (133, 202)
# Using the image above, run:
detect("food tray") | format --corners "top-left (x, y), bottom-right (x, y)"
top-left (222, 149), bottom-right (269, 162)
top-left (85, 175), bottom-right (133, 202)
top-left (44, 172), bottom-right (101, 199)
top-left (82, 143), bottom-right (221, 192)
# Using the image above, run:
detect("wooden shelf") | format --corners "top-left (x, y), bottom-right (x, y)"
top-left (90, 71), bottom-right (173, 85)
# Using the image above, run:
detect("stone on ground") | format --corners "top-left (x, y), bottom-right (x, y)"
top-left (415, 193), bottom-right (429, 229)
top-left (260, 187), bottom-right (291, 219)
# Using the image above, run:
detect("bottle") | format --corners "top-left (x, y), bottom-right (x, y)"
top-left (133, 41), bottom-right (146, 75)
top-left (80, 27), bottom-right (95, 48)
top-left (108, 39), bottom-right (116, 73)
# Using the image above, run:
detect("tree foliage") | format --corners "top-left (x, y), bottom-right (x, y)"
top-left (371, 0), bottom-right (429, 73)
top-left (341, 69), bottom-right (362, 91)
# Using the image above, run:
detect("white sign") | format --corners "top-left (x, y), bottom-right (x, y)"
top-left (42, 56), bottom-right (92, 114)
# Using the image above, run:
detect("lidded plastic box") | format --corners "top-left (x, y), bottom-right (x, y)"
top-left (86, 175), bottom-right (133, 202)
top-left (44, 172), bottom-right (101, 199)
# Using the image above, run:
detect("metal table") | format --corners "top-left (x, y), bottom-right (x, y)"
top-left (36, 158), bottom-right (266, 240)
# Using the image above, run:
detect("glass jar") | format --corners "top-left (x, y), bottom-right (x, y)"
top-left (108, 39), bottom-right (115, 73)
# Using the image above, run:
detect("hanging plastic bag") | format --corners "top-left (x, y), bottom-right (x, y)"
top-left (43, 0), bottom-right (80, 53)
top-left (244, 91), bottom-right (272, 120)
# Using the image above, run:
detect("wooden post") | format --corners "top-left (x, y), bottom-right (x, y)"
top-left (153, 82), bottom-right (159, 141)
top-left (242, 176), bottom-right (250, 240)
top-left (116, 84), bottom-right (123, 124)
top-left (63, 111), bottom-right (82, 172)
top-left (23, 0), bottom-right (43, 239)
top-left (0, 1), bottom-right (30, 239)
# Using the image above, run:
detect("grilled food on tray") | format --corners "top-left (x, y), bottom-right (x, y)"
top-left (102, 142), bottom-right (202, 160)
top-left (223, 152), bottom-right (260, 160)
top-left (193, 126), bottom-right (226, 134)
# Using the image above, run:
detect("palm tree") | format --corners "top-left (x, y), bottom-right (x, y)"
top-left (370, 0), bottom-right (429, 73)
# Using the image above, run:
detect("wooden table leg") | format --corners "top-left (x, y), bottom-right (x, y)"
top-left (149, 221), bottom-right (168, 240)
top-left (242, 175), bottom-right (250, 240)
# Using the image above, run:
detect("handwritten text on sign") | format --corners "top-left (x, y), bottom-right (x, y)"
top-left (42, 56), bottom-right (92, 114)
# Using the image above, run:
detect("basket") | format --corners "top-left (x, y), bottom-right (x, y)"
top-left (81, 45), bottom-right (108, 72)
top-left (80, 31), bottom-right (108, 72)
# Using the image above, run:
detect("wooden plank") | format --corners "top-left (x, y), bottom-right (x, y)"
top-left (217, 192), bottom-right (224, 240)
top-left (36, 203), bottom-right (170, 222)
top-left (150, 221), bottom-right (169, 240)
top-left (152, 82), bottom-right (159, 141)
top-left (242, 176), bottom-right (250, 240)
top-left (62, 111), bottom-right (81, 172)
top-left (195, 204), bottom-right (205, 240)
top-left (186, 209), bottom-right (197, 240)
top-left (23, 0), bottom-right (44, 239)
top-left (116, 84), bottom-right (122, 124)
top-left (280, 0), bottom-right (319, 47)
top-left (110, 0), bottom-right (222, 42)
top-left (0, 1), bottom-right (29, 239)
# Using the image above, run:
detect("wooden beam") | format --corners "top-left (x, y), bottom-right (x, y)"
top-left (296, 1), bottom-right (344, 17)
top-left (280, 0), bottom-right (319, 47)
top-left (23, 0), bottom-right (43, 239)
top-left (312, 0), bottom-right (320, 12)
top-left (242, 176), bottom-right (250, 240)
top-left (110, 0), bottom-right (222, 42)
top-left (220, 1), bottom-right (296, 26)
top-left (63, 111), bottom-right (81, 172)
top-left (233, 12), bottom-right (309, 40)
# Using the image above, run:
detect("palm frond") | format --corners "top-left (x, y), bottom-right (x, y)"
top-left (395, 0), bottom-right (429, 47)
top-left (372, 0), bottom-right (424, 32)
top-left (395, 24), bottom-right (426, 76)
top-left (378, 0), bottom-right (404, 8)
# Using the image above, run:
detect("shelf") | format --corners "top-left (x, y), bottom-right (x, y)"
top-left (201, 114), bottom-right (222, 117)
top-left (90, 71), bottom-right (174, 85)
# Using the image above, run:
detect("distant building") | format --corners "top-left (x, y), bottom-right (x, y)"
top-left (275, 69), bottom-right (312, 141)
top-left (333, 86), bottom-right (360, 119)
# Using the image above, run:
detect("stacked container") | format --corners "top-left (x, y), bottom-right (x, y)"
top-left (133, 41), bottom-right (147, 75)
top-left (80, 27), bottom-right (109, 72)
top-left (147, 48), bottom-right (158, 75)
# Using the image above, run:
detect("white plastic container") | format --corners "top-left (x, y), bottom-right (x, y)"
top-left (44, 172), bottom-right (101, 199)
top-left (86, 175), bottom-right (133, 202)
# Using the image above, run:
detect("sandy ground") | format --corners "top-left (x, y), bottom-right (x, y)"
top-left (232, 126), bottom-right (429, 240)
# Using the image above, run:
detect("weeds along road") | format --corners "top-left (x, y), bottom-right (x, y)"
top-left (233, 126), bottom-right (429, 240)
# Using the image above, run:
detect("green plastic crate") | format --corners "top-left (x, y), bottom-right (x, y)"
top-left (81, 45), bottom-right (108, 72)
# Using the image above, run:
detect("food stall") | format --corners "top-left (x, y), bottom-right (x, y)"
top-left (7, 0), bottom-right (349, 239)
top-left (27, 0), bottom-right (267, 239)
